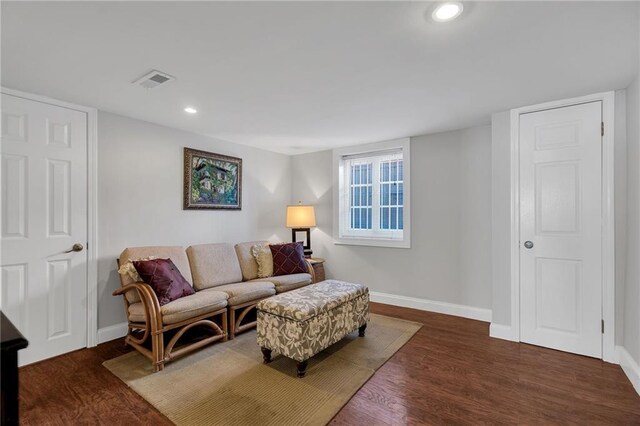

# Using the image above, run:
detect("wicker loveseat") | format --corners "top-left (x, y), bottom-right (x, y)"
top-left (113, 241), bottom-right (315, 372)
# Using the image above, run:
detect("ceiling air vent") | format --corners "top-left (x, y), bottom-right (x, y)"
top-left (132, 70), bottom-right (175, 89)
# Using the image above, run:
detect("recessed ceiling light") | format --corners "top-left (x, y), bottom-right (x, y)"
top-left (184, 107), bottom-right (198, 114)
top-left (432, 2), bottom-right (463, 22)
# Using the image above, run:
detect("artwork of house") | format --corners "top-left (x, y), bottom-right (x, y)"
top-left (184, 148), bottom-right (242, 209)
top-left (196, 162), bottom-right (230, 194)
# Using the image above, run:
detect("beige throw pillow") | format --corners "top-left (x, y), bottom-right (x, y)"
top-left (117, 256), bottom-right (158, 282)
top-left (251, 244), bottom-right (273, 278)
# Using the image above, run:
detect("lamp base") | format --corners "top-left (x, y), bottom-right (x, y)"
top-left (291, 228), bottom-right (312, 257)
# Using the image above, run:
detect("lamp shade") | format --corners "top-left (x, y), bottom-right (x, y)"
top-left (286, 205), bottom-right (316, 228)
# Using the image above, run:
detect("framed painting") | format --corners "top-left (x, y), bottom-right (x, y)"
top-left (183, 147), bottom-right (242, 210)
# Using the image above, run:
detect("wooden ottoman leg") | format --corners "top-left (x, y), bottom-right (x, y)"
top-left (296, 360), bottom-right (308, 378)
top-left (261, 347), bottom-right (272, 364)
top-left (358, 323), bottom-right (367, 337)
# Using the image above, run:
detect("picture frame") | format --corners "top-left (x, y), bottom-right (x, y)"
top-left (183, 147), bottom-right (242, 210)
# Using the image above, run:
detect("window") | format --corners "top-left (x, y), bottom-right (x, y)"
top-left (379, 159), bottom-right (404, 231)
top-left (348, 162), bottom-right (373, 230)
top-left (333, 138), bottom-right (410, 248)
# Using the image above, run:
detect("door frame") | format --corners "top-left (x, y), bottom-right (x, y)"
top-left (1, 87), bottom-right (99, 348)
top-left (509, 91), bottom-right (615, 362)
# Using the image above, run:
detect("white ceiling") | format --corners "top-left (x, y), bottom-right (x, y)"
top-left (2, 1), bottom-right (638, 155)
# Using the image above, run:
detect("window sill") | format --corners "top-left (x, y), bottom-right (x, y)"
top-left (333, 237), bottom-right (410, 249)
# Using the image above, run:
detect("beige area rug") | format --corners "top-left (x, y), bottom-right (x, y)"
top-left (103, 313), bottom-right (421, 426)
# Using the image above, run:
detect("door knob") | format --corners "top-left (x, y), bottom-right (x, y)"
top-left (524, 241), bottom-right (534, 249)
top-left (65, 243), bottom-right (84, 253)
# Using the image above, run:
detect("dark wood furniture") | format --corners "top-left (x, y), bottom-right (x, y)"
top-left (308, 258), bottom-right (325, 283)
top-left (1, 311), bottom-right (28, 426)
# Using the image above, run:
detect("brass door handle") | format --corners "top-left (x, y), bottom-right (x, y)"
top-left (65, 243), bottom-right (84, 253)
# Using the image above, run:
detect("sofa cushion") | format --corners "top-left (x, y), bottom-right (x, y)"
top-left (132, 258), bottom-right (195, 306)
top-left (235, 241), bottom-right (269, 281)
top-left (117, 256), bottom-right (157, 283)
top-left (270, 242), bottom-right (308, 276)
top-left (127, 303), bottom-right (147, 323)
top-left (251, 243), bottom-right (273, 278)
top-left (119, 246), bottom-right (193, 303)
top-left (252, 273), bottom-right (312, 293)
top-left (186, 243), bottom-right (243, 290)
top-left (203, 281), bottom-right (275, 306)
top-left (128, 290), bottom-right (228, 325)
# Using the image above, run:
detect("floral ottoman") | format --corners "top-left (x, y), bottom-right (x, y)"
top-left (256, 280), bottom-right (369, 377)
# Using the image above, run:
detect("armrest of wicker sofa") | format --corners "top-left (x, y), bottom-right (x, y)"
top-left (113, 282), bottom-right (163, 331)
top-left (305, 258), bottom-right (316, 283)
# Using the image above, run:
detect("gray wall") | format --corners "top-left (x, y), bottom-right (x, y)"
top-left (625, 73), bottom-right (640, 363)
top-left (291, 125), bottom-right (493, 309)
top-left (97, 112), bottom-right (292, 328)
top-left (490, 111), bottom-right (512, 326)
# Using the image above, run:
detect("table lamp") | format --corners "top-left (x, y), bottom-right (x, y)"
top-left (286, 202), bottom-right (316, 257)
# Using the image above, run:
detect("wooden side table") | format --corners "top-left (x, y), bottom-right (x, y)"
top-left (308, 258), bottom-right (325, 283)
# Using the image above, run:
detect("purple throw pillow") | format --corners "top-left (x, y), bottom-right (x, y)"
top-left (132, 258), bottom-right (195, 306)
top-left (269, 242), bottom-right (308, 276)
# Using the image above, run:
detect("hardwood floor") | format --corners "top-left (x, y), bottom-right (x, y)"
top-left (19, 303), bottom-right (640, 425)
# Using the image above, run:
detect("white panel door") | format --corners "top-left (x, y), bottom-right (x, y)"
top-left (519, 101), bottom-right (602, 358)
top-left (1, 93), bottom-right (88, 365)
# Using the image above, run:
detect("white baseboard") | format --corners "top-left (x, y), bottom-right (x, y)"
top-left (617, 346), bottom-right (640, 396)
top-left (489, 323), bottom-right (518, 342)
top-left (97, 322), bottom-right (128, 344)
top-left (369, 291), bottom-right (492, 322)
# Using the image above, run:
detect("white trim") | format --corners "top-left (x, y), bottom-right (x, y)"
top-left (601, 93), bottom-right (616, 363)
top-left (509, 107), bottom-right (521, 341)
top-left (370, 291), bottom-right (492, 322)
top-left (86, 107), bottom-right (99, 347)
top-left (509, 91), bottom-right (616, 362)
top-left (489, 323), bottom-right (518, 341)
top-left (333, 138), bottom-right (411, 249)
top-left (97, 322), bottom-right (129, 345)
top-left (333, 238), bottom-right (411, 249)
top-left (1, 87), bottom-right (100, 349)
top-left (617, 346), bottom-right (640, 396)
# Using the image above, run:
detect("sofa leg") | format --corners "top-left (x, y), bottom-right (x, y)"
top-left (296, 360), bottom-right (308, 378)
top-left (229, 309), bottom-right (236, 340)
top-left (222, 310), bottom-right (229, 342)
top-left (152, 331), bottom-right (165, 373)
top-left (358, 323), bottom-right (367, 337)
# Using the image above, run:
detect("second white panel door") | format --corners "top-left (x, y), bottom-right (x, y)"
top-left (519, 101), bottom-right (602, 358)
